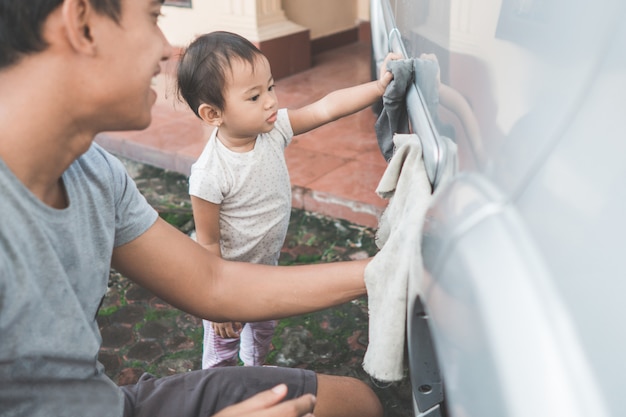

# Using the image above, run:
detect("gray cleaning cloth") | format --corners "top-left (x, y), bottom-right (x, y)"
top-left (363, 133), bottom-right (458, 382)
top-left (375, 58), bottom-right (440, 162)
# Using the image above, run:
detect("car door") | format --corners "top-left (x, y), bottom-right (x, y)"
top-left (370, 0), bottom-right (626, 416)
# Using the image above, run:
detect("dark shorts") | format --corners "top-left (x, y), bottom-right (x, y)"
top-left (121, 366), bottom-right (317, 417)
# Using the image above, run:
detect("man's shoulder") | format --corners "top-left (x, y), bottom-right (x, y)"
top-left (73, 143), bottom-right (127, 182)
top-left (78, 143), bottom-right (119, 168)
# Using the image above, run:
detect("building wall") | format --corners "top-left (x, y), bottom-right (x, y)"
top-left (282, 0), bottom-right (357, 39)
top-left (160, 1), bottom-right (214, 47)
top-left (160, 0), bottom-right (370, 47)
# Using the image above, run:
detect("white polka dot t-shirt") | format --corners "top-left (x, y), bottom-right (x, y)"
top-left (189, 109), bottom-right (293, 265)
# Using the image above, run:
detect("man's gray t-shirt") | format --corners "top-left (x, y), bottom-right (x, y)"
top-left (0, 144), bottom-right (158, 416)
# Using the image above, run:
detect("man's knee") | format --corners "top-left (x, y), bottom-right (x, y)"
top-left (315, 374), bottom-right (383, 417)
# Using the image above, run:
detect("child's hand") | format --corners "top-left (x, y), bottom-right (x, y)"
top-left (212, 321), bottom-right (243, 338)
top-left (377, 52), bottom-right (403, 93)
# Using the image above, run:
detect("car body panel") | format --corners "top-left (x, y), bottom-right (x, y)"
top-left (371, 0), bottom-right (626, 416)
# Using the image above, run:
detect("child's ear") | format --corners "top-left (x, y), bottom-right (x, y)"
top-left (198, 103), bottom-right (223, 126)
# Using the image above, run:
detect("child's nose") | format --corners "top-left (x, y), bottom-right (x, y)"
top-left (265, 96), bottom-right (277, 109)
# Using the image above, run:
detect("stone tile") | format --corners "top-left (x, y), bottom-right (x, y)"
top-left (117, 368), bottom-right (145, 386)
top-left (307, 159), bottom-right (388, 208)
top-left (126, 341), bottom-right (164, 363)
top-left (165, 336), bottom-right (195, 353)
top-left (284, 146), bottom-right (347, 188)
top-left (109, 305), bottom-right (146, 326)
top-left (125, 284), bottom-right (155, 304)
top-left (139, 321), bottom-right (170, 340)
top-left (98, 352), bottom-right (122, 376)
top-left (100, 325), bottom-right (134, 349)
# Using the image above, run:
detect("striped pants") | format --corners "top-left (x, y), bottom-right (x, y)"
top-left (202, 319), bottom-right (278, 369)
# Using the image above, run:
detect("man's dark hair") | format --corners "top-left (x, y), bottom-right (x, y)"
top-left (176, 31), bottom-right (264, 117)
top-left (0, 0), bottom-right (122, 69)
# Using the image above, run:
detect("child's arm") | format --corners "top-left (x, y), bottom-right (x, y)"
top-left (287, 52), bottom-right (400, 136)
top-left (190, 196), bottom-right (222, 257)
top-left (190, 196), bottom-right (243, 337)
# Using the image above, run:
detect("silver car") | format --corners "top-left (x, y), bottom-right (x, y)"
top-left (370, 0), bottom-right (626, 416)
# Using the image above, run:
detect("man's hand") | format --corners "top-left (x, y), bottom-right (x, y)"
top-left (212, 321), bottom-right (243, 338)
top-left (212, 384), bottom-right (316, 417)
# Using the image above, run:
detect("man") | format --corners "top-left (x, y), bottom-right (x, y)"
top-left (0, 1), bottom-right (383, 417)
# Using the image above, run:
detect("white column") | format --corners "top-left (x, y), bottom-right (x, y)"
top-left (210, 0), bottom-right (306, 42)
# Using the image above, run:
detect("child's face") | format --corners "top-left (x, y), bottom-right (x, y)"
top-left (219, 55), bottom-right (278, 141)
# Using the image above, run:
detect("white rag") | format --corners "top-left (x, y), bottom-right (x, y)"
top-left (363, 133), bottom-right (457, 382)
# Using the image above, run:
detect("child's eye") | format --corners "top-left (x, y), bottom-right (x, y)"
top-left (268, 84), bottom-right (276, 92)
top-left (250, 94), bottom-right (260, 102)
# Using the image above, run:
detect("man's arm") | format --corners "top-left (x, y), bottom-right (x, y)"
top-left (111, 217), bottom-right (368, 322)
top-left (190, 195), bottom-right (244, 338)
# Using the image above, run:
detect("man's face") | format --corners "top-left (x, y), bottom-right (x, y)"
top-left (89, 0), bottom-right (171, 132)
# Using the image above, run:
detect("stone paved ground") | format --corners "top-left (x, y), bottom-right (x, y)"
top-left (97, 160), bottom-right (414, 417)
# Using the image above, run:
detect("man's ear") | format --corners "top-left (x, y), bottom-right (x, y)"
top-left (198, 103), bottom-right (223, 126)
top-left (61, 0), bottom-right (97, 55)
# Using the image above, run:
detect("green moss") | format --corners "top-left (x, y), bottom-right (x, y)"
top-left (143, 308), bottom-right (180, 322)
top-left (158, 212), bottom-right (193, 228)
top-left (97, 305), bottom-right (119, 317)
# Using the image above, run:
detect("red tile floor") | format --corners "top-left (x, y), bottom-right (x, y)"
top-left (96, 41), bottom-right (388, 228)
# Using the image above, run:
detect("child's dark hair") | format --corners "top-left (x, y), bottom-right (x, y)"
top-left (176, 31), bottom-right (264, 117)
